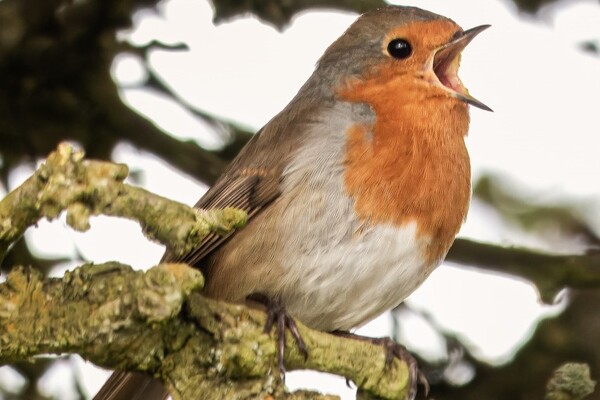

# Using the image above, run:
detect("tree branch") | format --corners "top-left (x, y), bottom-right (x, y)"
top-left (207, 0), bottom-right (565, 30)
top-left (0, 262), bottom-right (202, 367)
top-left (209, 0), bottom-right (386, 30)
top-left (430, 290), bottom-right (599, 400)
top-left (447, 239), bottom-right (600, 304)
top-left (0, 142), bottom-right (247, 261)
top-left (0, 261), bottom-right (410, 400)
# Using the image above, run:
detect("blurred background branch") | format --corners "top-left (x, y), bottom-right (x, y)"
top-left (0, 0), bottom-right (586, 185)
top-left (448, 239), bottom-right (600, 304)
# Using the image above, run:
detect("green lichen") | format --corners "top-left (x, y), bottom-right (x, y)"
top-left (546, 363), bottom-right (596, 400)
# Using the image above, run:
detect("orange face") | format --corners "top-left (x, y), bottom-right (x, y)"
top-left (338, 20), bottom-right (490, 114)
top-left (382, 20), bottom-right (465, 94)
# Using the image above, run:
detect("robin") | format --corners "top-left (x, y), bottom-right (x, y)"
top-left (94, 5), bottom-right (490, 400)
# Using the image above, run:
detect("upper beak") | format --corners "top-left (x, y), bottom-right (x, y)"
top-left (430, 24), bottom-right (492, 112)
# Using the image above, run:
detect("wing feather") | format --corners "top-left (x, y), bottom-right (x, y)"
top-left (164, 157), bottom-right (281, 266)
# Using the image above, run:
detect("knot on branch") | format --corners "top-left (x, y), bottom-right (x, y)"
top-left (37, 142), bottom-right (128, 229)
top-left (138, 263), bottom-right (205, 322)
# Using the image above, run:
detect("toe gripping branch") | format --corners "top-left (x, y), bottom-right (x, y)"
top-left (188, 294), bottom-right (416, 399)
top-left (246, 294), bottom-right (308, 378)
top-left (332, 331), bottom-right (430, 400)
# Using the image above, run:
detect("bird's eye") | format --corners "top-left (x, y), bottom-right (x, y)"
top-left (387, 39), bottom-right (412, 59)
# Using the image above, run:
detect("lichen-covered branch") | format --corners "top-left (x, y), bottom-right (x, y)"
top-left (0, 262), bottom-right (410, 400)
top-left (546, 363), bottom-right (596, 400)
top-left (0, 262), bottom-right (202, 368)
top-left (186, 294), bottom-right (410, 400)
top-left (0, 142), bottom-right (247, 260)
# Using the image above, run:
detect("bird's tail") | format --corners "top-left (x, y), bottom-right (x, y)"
top-left (93, 371), bottom-right (169, 400)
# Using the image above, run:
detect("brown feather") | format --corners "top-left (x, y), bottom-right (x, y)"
top-left (93, 372), bottom-right (169, 400)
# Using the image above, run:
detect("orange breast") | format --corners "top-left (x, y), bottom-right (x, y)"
top-left (339, 74), bottom-right (471, 264)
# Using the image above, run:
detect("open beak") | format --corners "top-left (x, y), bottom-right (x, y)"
top-left (429, 25), bottom-right (492, 112)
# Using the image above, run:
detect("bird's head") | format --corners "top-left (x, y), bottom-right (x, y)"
top-left (317, 6), bottom-right (491, 113)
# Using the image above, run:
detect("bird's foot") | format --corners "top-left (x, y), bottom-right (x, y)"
top-left (247, 293), bottom-right (308, 378)
top-left (331, 331), bottom-right (429, 400)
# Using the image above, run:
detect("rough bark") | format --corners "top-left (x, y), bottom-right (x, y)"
top-left (0, 261), bottom-right (412, 400)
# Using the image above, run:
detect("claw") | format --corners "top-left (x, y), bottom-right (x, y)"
top-left (248, 294), bottom-right (308, 378)
top-left (382, 338), bottom-right (421, 399)
top-left (332, 331), bottom-right (429, 400)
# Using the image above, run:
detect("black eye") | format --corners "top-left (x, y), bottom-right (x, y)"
top-left (387, 39), bottom-right (412, 59)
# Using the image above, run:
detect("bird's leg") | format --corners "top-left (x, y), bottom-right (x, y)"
top-left (247, 293), bottom-right (308, 378)
top-left (331, 331), bottom-right (429, 400)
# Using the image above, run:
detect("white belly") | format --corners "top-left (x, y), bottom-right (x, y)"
top-left (277, 218), bottom-right (433, 331)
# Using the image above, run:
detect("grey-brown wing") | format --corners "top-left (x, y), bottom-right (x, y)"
top-left (167, 172), bottom-right (279, 266)
top-left (162, 128), bottom-right (284, 267)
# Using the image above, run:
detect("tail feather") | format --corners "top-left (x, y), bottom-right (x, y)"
top-left (93, 371), bottom-right (169, 400)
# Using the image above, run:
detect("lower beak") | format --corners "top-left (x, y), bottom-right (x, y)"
top-left (430, 25), bottom-right (492, 112)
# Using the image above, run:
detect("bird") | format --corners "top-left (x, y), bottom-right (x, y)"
top-left (94, 5), bottom-right (490, 400)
